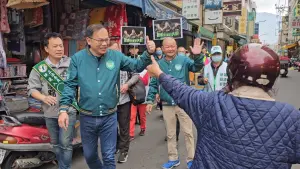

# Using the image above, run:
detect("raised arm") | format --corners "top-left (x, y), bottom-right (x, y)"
top-left (187, 38), bottom-right (205, 72)
top-left (120, 51), bottom-right (152, 72)
top-left (120, 36), bottom-right (156, 73)
top-left (186, 54), bottom-right (204, 72)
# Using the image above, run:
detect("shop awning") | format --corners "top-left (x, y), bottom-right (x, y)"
top-left (283, 43), bottom-right (297, 49)
top-left (142, 0), bottom-right (188, 30)
top-left (230, 34), bottom-right (247, 41)
top-left (108, 0), bottom-right (143, 8)
top-left (198, 26), bottom-right (214, 40)
top-left (6, 0), bottom-right (49, 9)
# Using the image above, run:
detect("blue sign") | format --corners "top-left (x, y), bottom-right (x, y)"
top-left (204, 0), bottom-right (222, 9)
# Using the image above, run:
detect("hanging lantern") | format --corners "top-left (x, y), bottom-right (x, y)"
top-left (6, 0), bottom-right (49, 10)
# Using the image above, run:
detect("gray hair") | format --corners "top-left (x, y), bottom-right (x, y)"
top-left (85, 24), bottom-right (106, 37)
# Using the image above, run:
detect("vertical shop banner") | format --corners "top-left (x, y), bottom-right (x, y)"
top-left (105, 4), bottom-right (128, 41)
top-left (223, 1), bottom-right (242, 16)
top-left (204, 0), bottom-right (222, 9)
top-left (152, 18), bottom-right (183, 40)
top-left (291, 17), bottom-right (300, 29)
top-left (121, 26), bottom-right (146, 45)
top-left (238, 7), bottom-right (247, 34)
top-left (182, 0), bottom-right (200, 20)
top-left (204, 10), bottom-right (223, 25)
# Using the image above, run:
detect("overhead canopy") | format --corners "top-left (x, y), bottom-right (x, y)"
top-left (142, 0), bottom-right (188, 30)
top-left (283, 43), bottom-right (297, 49)
top-left (6, 0), bottom-right (49, 9)
top-left (108, 0), bottom-right (143, 8)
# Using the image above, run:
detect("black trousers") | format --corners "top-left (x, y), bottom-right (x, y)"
top-left (116, 102), bottom-right (131, 153)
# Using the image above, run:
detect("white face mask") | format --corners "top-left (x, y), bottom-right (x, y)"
top-left (212, 55), bottom-right (222, 62)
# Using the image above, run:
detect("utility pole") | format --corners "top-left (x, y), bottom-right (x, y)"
top-left (275, 3), bottom-right (289, 55)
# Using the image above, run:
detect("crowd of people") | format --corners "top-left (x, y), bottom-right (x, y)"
top-left (28, 23), bottom-right (300, 169)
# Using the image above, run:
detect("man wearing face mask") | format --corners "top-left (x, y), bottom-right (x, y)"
top-left (199, 45), bottom-right (228, 92)
top-left (155, 47), bottom-right (164, 61)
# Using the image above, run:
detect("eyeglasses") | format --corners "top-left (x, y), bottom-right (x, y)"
top-left (89, 37), bottom-right (110, 44)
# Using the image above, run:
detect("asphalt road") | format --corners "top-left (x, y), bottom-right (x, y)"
top-left (38, 69), bottom-right (300, 169)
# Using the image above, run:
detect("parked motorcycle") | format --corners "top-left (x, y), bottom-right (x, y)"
top-left (280, 60), bottom-right (289, 77)
top-left (0, 87), bottom-right (81, 168)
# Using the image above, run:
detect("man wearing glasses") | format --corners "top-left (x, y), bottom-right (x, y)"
top-left (58, 24), bottom-right (156, 169)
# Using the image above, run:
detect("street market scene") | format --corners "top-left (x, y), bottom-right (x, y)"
top-left (0, 0), bottom-right (300, 169)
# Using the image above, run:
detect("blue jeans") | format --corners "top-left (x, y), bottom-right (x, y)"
top-left (45, 113), bottom-right (76, 169)
top-left (80, 113), bottom-right (117, 169)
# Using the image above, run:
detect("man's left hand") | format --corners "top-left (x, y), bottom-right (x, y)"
top-left (146, 36), bottom-right (156, 54)
top-left (190, 38), bottom-right (204, 55)
top-left (120, 84), bottom-right (129, 93)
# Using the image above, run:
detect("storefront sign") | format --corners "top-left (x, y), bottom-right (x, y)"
top-left (198, 26), bottom-right (214, 39)
top-left (204, 0), bottom-right (222, 9)
top-left (182, 0), bottom-right (200, 20)
top-left (292, 17), bottom-right (300, 29)
top-left (223, 1), bottom-right (242, 16)
top-left (120, 26), bottom-right (146, 45)
top-left (238, 7), bottom-right (247, 34)
top-left (204, 10), bottom-right (223, 25)
top-left (152, 18), bottom-right (183, 40)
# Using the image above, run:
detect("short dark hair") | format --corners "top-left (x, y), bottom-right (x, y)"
top-left (43, 32), bottom-right (62, 47)
top-left (85, 24), bottom-right (106, 38)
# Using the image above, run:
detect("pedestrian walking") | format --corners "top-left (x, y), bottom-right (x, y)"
top-left (130, 69), bottom-right (150, 140)
top-left (109, 42), bottom-right (139, 163)
top-left (28, 32), bottom-right (77, 169)
top-left (58, 24), bottom-right (156, 169)
top-left (146, 37), bottom-right (204, 169)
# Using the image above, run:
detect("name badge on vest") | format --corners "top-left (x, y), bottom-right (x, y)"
top-left (106, 60), bottom-right (115, 70)
top-left (175, 64), bottom-right (182, 71)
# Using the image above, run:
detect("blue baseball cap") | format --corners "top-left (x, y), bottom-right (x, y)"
top-left (211, 46), bottom-right (222, 54)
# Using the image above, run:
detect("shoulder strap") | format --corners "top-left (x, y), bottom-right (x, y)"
top-left (32, 60), bottom-right (80, 111)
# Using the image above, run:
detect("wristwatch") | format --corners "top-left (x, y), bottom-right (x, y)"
top-left (58, 110), bottom-right (67, 115)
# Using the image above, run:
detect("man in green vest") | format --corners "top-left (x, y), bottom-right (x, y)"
top-left (198, 45), bottom-right (228, 92)
top-left (28, 32), bottom-right (77, 169)
top-left (146, 37), bottom-right (204, 169)
top-left (58, 24), bottom-right (156, 169)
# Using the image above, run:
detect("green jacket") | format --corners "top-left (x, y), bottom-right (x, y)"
top-left (59, 48), bottom-right (152, 116)
top-left (147, 54), bottom-right (204, 105)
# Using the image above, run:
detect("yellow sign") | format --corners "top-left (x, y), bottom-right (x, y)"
top-left (239, 7), bottom-right (247, 34)
top-left (226, 46), bottom-right (233, 54)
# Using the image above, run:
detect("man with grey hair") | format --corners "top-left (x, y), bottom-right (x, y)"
top-left (58, 24), bottom-right (156, 169)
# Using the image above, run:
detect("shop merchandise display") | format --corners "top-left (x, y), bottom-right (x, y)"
top-left (0, 0), bottom-right (10, 33)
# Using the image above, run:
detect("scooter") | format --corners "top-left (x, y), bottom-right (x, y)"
top-left (0, 92), bottom-right (81, 168)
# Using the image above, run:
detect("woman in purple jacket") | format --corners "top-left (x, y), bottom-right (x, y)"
top-left (147, 43), bottom-right (300, 169)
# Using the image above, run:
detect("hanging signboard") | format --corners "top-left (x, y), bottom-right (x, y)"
top-left (291, 17), bottom-right (300, 29)
top-left (182, 0), bottom-right (200, 20)
top-left (223, 1), bottom-right (242, 16)
top-left (120, 26), bottom-right (146, 45)
top-left (238, 7), bottom-right (247, 34)
top-left (152, 18), bottom-right (183, 40)
top-left (204, 10), bottom-right (223, 25)
top-left (204, 0), bottom-right (222, 9)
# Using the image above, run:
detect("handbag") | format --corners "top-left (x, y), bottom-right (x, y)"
top-left (127, 72), bottom-right (146, 105)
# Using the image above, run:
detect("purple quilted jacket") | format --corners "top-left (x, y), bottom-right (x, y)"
top-left (158, 73), bottom-right (300, 169)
